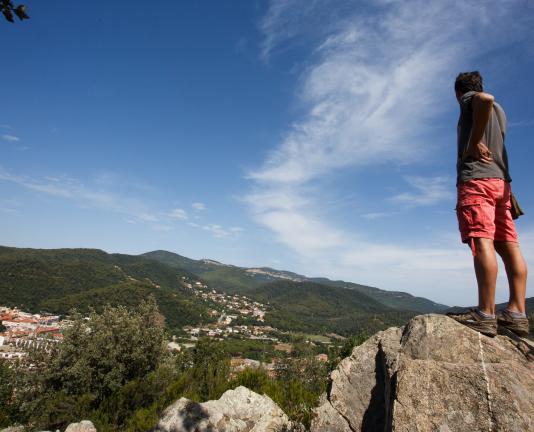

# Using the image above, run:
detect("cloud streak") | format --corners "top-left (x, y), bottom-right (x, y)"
top-left (247, 0), bottom-right (534, 304)
top-left (391, 176), bottom-right (454, 208)
top-left (0, 165), bottom-right (243, 240)
top-left (2, 134), bottom-right (20, 142)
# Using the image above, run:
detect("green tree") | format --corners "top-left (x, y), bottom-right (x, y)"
top-left (0, 360), bottom-right (18, 427)
top-left (18, 297), bottom-right (167, 430)
top-left (188, 338), bottom-right (230, 401)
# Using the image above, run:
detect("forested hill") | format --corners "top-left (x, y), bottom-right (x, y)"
top-left (1, 245), bottom-right (444, 336)
top-left (142, 250), bottom-right (448, 313)
top-left (0, 246), bottom-right (211, 332)
top-left (247, 280), bottom-right (417, 335)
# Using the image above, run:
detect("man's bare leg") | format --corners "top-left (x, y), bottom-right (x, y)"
top-left (494, 241), bottom-right (528, 314)
top-left (472, 238), bottom-right (498, 315)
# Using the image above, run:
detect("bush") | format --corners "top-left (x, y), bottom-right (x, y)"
top-left (16, 297), bottom-right (168, 431)
top-left (0, 360), bottom-right (21, 427)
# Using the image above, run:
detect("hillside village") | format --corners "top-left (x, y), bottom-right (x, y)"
top-left (180, 276), bottom-right (274, 339)
top-left (1, 275), bottom-right (333, 373)
top-left (0, 306), bottom-right (66, 360)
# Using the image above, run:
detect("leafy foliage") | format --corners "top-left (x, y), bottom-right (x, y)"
top-left (1, 0), bottom-right (28, 23)
top-left (15, 299), bottom-right (167, 430)
top-left (218, 337), bottom-right (277, 362)
top-left (0, 360), bottom-right (21, 427)
top-left (2, 298), bottom-right (371, 431)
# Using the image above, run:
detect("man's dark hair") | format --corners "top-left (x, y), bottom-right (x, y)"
top-left (455, 71), bottom-right (483, 94)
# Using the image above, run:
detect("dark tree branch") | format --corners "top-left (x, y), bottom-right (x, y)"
top-left (1, 1), bottom-right (29, 23)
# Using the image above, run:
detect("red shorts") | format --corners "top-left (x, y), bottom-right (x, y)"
top-left (456, 179), bottom-right (518, 247)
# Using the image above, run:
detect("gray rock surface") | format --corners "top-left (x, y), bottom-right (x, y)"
top-left (64, 420), bottom-right (97, 432)
top-left (311, 314), bottom-right (534, 432)
top-left (154, 385), bottom-right (298, 432)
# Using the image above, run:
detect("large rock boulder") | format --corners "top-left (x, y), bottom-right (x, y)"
top-left (154, 385), bottom-right (299, 432)
top-left (311, 314), bottom-right (534, 432)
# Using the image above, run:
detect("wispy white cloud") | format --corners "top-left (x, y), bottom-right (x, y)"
top-left (1, 165), bottom-right (245, 241)
top-left (152, 224), bottom-right (173, 232)
top-left (391, 176), bottom-right (454, 207)
top-left (137, 213), bottom-right (159, 223)
top-left (508, 118), bottom-right (534, 128)
top-left (202, 223), bottom-right (244, 239)
top-left (192, 202), bottom-right (206, 211)
top-left (0, 166), bottom-right (160, 227)
top-left (247, 0), bottom-right (534, 304)
top-left (169, 208), bottom-right (188, 220)
top-left (361, 212), bottom-right (395, 220)
top-left (2, 134), bottom-right (20, 142)
top-left (0, 168), bottom-right (76, 198)
top-left (259, 0), bottom-right (350, 62)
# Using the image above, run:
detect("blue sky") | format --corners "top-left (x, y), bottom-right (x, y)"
top-left (1, 0), bottom-right (534, 306)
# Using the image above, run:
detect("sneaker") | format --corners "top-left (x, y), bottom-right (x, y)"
top-left (497, 309), bottom-right (530, 337)
top-left (446, 308), bottom-right (497, 337)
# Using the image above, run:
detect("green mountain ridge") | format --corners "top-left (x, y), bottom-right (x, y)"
top-left (247, 280), bottom-right (416, 335)
top-left (142, 250), bottom-right (449, 313)
top-left (0, 245), bottom-right (463, 337)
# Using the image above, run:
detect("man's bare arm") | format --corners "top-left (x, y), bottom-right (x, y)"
top-left (463, 92), bottom-right (494, 164)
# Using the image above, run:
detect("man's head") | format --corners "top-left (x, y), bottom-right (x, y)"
top-left (455, 71), bottom-right (483, 101)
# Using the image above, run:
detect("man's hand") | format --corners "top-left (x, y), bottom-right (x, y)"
top-left (463, 141), bottom-right (493, 164)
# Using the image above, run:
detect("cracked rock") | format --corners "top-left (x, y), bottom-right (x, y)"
top-left (310, 314), bottom-right (534, 432)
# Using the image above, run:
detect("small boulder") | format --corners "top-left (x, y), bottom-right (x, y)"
top-left (154, 385), bottom-right (297, 432)
top-left (64, 420), bottom-right (97, 432)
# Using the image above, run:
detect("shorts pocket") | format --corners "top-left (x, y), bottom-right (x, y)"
top-left (457, 198), bottom-right (487, 233)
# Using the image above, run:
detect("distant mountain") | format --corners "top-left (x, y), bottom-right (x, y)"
top-left (248, 280), bottom-right (416, 336)
top-left (310, 278), bottom-right (448, 313)
top-left (142, 250), bottom-right (448, 313)
top-left (447, 297), bottom-right (534, 314)
top-left (497, 297), bottom-right (534, 312)
top-left (0, 246), bottom-right (446, 337)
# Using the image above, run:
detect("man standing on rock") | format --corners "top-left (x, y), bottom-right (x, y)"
top-left (447, 71), bottom-right (529, 338)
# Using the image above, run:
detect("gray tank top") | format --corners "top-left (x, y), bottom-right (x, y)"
top-left (456, 91), bottom-right (511, 185)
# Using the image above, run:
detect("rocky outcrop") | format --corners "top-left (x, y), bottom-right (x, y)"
top-left (64, 421), bottom-right (97, 432)
top-left (154, 385), bottom-right (299, 432)
top-left (311, 314), bottom-right (534, 432)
